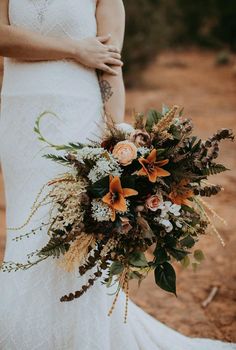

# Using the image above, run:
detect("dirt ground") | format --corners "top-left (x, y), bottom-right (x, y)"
top-left (0, 50), bottom-right (236, 342)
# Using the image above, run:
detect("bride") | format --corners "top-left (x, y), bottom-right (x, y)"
top-left (0, 1), bottom-right (235, 349)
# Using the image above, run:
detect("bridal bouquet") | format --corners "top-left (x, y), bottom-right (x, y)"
top-left (1, 105), bottom-right (233, 321)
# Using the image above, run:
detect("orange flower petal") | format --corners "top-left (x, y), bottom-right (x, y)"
top-left (102, 192), bottom-right (112, 205)
top-left (147, 149), bottom-right (157, 162)
top-left (148, 172), bottom-right (158, 183)
top-left (138, 167), bottom-right (148, 176)
top-left (155, 168), bottom-right (171, 177)
top-left (113, 195), bottom-right (127, 212)
top-left (156, 159), bottom-right (169, 167)
top-left (110, 176), bottom-right (123, 194)
top-left (122, 188), bottom-right (138, 197)
top-left (179, 198), bottom-right (193, 207)
top-left (138, 158), bottom-right (149, 167)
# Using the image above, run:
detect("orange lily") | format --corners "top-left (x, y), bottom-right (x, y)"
top-left (169, 180), bottom-right (194, 207)
top-left (102, 176), bottom-right (138, 221)
top-left (138, 149), bottom-right (170, 183)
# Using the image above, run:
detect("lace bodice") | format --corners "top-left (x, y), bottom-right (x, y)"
top-left (9, 0), bottom-right (97, 37)
top-left (2, 0), bottom-right (99, 96)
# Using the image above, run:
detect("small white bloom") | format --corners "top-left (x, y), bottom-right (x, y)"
top-left (88, 157), bottom-right (122, 183)
top-left (159, 219), bottom-right (173, 233)
top-left (76, 147), bottom-right (106, 163)
top-left (169, 204), bottom-right (181, 216)
top-left (137, 147), bottom-right (150, 157)
top-left (176, 220), bottom-right (182, 228)
top-left (157, 201), bottom-right (181, 218)
top-left (115, 123), bottom-right (135, 134)
top-left (91, 199), bottom-right (113, 222)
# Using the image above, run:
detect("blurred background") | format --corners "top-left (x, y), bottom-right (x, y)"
top-left (0, 0), bottom-right (236, 342)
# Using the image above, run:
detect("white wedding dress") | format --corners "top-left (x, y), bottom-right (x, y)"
top-left (0, 1), bottom-right (235, 349)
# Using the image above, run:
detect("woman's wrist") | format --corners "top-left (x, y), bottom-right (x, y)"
top-left (61, 37), bottom-right (79, 60)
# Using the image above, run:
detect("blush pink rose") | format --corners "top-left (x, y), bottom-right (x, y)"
top-left (112, 141), bottom-right (137, 166)
top-left (146, 195), bottom-right (161, 211)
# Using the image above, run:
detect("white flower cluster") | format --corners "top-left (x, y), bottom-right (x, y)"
top-left (137, 146), bottom-right (150, 157)
top-left (91, 199), bottom-right (113, 222)
top-left (88, 156), bottom-right (122, 184)
top-left (155, 201), bottom-right (182, 233)
top-left (76, 146), bottom-right (122, 183)
top-left (50, 177), bottom-right (87, 232)
top-left (76, 147), bottom-right (106, 163)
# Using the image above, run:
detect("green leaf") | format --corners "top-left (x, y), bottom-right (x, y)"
top-left (128, 251), bottom-right (149, 267)
top-left (194, 249), bottom-right (205, 262)
top-left (43, 154), bottom-right (70, 166)
top-left (38, 237), bottom-right (69, 259)
top-left (165, 235), bottom-right (177, 247)
top-left (167, 247), bottom-right (188, 261)
top-left (181, 255), bottom-right (190, 268)
top-left (169, 125), bottom-right (182, 140)
top-left (154, 262), bottom-right (176, 295)
top-left (153, 247), bottom-right (169, 264)
top-left (88, 176), bottom-right (109, 198)
top-left (180, 235), bottom-right (195, 248)
top-left (145, 109), bottom-right (162, 132)
top-left (202, 164), bottom-right (229, 176)
top-left (121, 175), bottom-right (137, 190)
top-left (109, 261), bottom-right (124, 275)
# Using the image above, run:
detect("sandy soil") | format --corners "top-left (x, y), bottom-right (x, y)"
top-left (0, 50), bottom-right (236, 342)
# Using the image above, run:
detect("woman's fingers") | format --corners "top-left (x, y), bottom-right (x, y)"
top-left (106, 58), bottom-right (123, 67)
top-left (107, 45), bottom-right (120, 53)
top-left (100, 64), bottom-right (118, 75)
top-left (110, 52), bottom-right (121, 59)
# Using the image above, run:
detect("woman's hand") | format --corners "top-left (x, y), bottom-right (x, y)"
top-left (75, 34), bottom-right (123, 75)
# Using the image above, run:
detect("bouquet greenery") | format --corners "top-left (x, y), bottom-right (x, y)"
top-left (1, 105), bottom-right (233, 322)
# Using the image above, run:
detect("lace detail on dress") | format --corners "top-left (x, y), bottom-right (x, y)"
top-left (31, 0), bottom-right (55, 25)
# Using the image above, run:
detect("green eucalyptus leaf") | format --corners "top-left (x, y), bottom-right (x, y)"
top-left (194, 249), bottom-right (205, 262)
top-left (109, 261), bottom-right (124, 275)
top-left (153, 247), bottom-right (169, 264)
top-left (154, 262), bottom-right (176, 295)
top-left (88, 176), bottom-right (109, 198)
top-left (167, 247), bottom-right (188, 261)
top-left (128, 251), bottom-right (149, 267)
top-left (181, 255), bottom-right (190, 268)
top-left (180, 235), bottom-right (195, 248)
top-left (145, 109), bottom-right (162, 132)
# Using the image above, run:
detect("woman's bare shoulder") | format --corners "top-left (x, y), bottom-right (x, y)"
top-left (0, 0), bottom-right (10, 25)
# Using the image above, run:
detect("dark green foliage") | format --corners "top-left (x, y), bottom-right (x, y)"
top-left (145, 110), bottom-right (163, 133)
top-left (44, 154), bottom-right (70, 166)
top-left (128, 251), bottom-right (149, 267)
top-left (109, 261), bottom-right (124, 275)
top-left (153, 247), bottom-right (169, 264)
top-left (154, 262), bottom-right (176, 295)
top-left (180, 235), bottom-right (195, 248)
top-left (38, 237), bottom-right (69, 259)
top-left (202, 163), bottom-right (229, 176)
top-left (88, 176), bottom-right (109, 198)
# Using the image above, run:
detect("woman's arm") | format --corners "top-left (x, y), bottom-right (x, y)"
top-left (0, 0), bottom-right (122, 74)
top-left (96, 0), bottom-right (125, 123)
